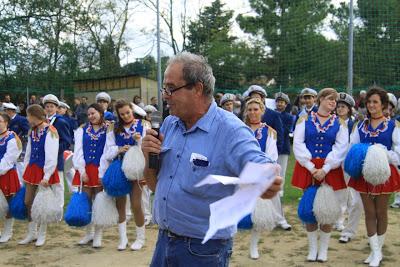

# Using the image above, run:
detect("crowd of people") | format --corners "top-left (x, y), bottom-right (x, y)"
top-left (0, 51), bottom-right (399, 267)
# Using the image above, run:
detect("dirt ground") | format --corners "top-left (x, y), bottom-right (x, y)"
top-left (0, 204), bottom-right (399, 267)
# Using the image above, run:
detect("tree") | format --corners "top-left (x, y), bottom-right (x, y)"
top-left (354, 0), bottom-right (400, 86)
top-left (186, 0), bottom-right (267, 89)
top-left (139, 0), bottom-right (189, 54)
top-left (81, 0), bottom-right (137, 77)
top-left (237, 0), bottom-right (346, 88)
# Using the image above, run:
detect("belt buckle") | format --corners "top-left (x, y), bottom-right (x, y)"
top-left (167, 230), bottom-right (181, 239)
top-left (167, 230), bottom-right (174, 238)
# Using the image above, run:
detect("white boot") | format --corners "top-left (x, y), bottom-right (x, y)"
top-left (78, 225), bottom-right (95, 245)
top-left (18, 222), bottom-right (38, 245)
top-left (317, 231), bottom-right (331, 262)
top-left (364, 234), bottom-right (384, 264)
top-left (130, 225), bottom-right (145, 250)
top-left (378, 234), bottom-right (385, 251)
top-left (368, 234), bottom-right (383, 267)
top-left (249, 229), bottom-right (260, 259)
top-left (306, 230), bottom-right (318, 261)
top-left (117, 221), bottom-right (128, 251)
top-left (92, 226), bottom-right (103, 248)
top-left (0, 218), bottom-right (14, 243)
top-left (35, 223), bottom-right (47, 247)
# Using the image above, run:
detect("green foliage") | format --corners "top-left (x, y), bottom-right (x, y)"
top-left (186, 0), bottom-right (268, 89)
top-left (237, 0), bottom-right (348, 88)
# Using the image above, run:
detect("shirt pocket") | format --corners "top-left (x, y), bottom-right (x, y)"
top-left (181, 164), bottom-right (234, 199)
top-left (179, 164), bottom-right (210, 197)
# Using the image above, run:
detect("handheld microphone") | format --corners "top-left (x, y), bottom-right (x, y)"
top-left (149, 111), bottom-right (163, 170)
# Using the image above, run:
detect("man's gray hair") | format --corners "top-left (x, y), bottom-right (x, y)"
top-left (167, 52), bottom-right (215, 99)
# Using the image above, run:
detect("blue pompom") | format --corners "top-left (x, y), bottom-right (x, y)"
top-left (344, 143), bottom-right (370, 179)
top-left (298, 185), bottom-right (318, 224)
top-left (10, 187), bottom-right (27, 220)
top-left (65, 191), bottom-right (92, 227)
top-left (237, 214), bottom-right (253, 229)
top-left (102, 159), bottom-right (132, 197)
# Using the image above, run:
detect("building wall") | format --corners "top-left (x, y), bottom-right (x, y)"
top-left (73, 76), bottom-right (158, 105)
top-left (140, 77), bottom-right (158, 104)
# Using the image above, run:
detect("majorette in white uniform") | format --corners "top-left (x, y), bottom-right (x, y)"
top-left (0, 131), bottom-right (22, 243)
top-left (348, 118), bottom-right (400, 193)
top-left (292, 111), bottom-right (348, 262)
top-left (72, 121), bottom-right (108, 246)
top-left (20, 124), bottom-right (59, 247)
top-left (241, 123), bottom-right (279, 259)
top-left (99, 119), bottom-right (146, 251)
top-left (73, 122), bottom-right (108, 188)
top-left (348, 117), bottom-right (400, 266)
top-left (335, 92), bottom-right (363, 243)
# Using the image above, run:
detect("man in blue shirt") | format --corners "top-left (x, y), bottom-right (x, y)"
top-left (142, 52), bottom-right (282, 267)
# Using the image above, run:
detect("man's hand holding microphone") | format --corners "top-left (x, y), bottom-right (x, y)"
top-left (141, 111), bottom-right (163, 191)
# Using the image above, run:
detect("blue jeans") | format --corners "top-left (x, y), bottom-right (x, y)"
top-left (150, 229), bottom-right (233, 267)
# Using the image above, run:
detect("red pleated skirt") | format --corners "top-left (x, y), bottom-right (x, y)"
top-left (291, 158), bottom-right (346, 191)
top-left (23, 163), bottom-right (60, 185)
top-left (348, 164), bottom-right (400, 195)
top-left (0, 169), bottom-right (21, 196)
top-left (72, 164), bottom-right (101, 187)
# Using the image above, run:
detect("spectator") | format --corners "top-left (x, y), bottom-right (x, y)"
top-left (29, 94), bottom-right (40, 105)
top-left (133, 95), bottom-right (145, 108)
top-left (3, 102), bottom-right (29, 139)
top-left (96, 92), bottom-right (116, 122)
top-left (355, 90), bottom-right (367, 115)
top-left (18, 102), bottom-right (27, 117)
top-left (4, 93), bottom-right (11, 103)
top-left (150, 96), bottom-right (159, 110)
top-left (220, 93), bottom-right (236, 113)
top-left (74, 96), bottom-right (88, 125)
top-left (214, 92), bottom-right (224, 106)
top-left (385, 93), bottom-right (397, 118)
top-left (58, 101), bottom-right (78, 143)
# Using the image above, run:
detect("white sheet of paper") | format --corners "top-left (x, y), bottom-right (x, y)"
top-left (195, 175), bottom-right (240, 187)
top-left (199, 162), bottom-right (278, 244)
top-left (195, 162), bottom-right (278, 187)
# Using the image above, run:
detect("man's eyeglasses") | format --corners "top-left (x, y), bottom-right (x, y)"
top-left (161, 83), bottom-right (194, 96)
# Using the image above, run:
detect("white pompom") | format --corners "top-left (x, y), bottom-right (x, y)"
top-left (362, 144), bottom-right (391, 186)
top-left (313, 184), bottom-right (341, 225)
top-left (31, 186), bottom-right (63, 224)
top-left (0, 190), bottom-right (8, 220)
top-left (92, 191), bottom-right (118, 228)
top-left (251, 198), bottom-right (277, 232)
top-left (122, 145), bottom-right (145, 181)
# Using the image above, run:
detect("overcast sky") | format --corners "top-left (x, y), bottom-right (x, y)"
top-left (122, 0), bottom-right (353, 63)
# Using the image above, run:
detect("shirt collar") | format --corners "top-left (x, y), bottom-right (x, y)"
top-left (47, 113), bottom-right (57, 121)
top-left (306, 104), bottom-right (316, 112)
top-left (11, 114), bottom-right (17, 120)
top-left (175, 101), bottom-right (217, 133)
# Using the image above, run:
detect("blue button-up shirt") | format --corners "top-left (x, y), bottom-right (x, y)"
top-left (153, 101), bottom-right (274, 240)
